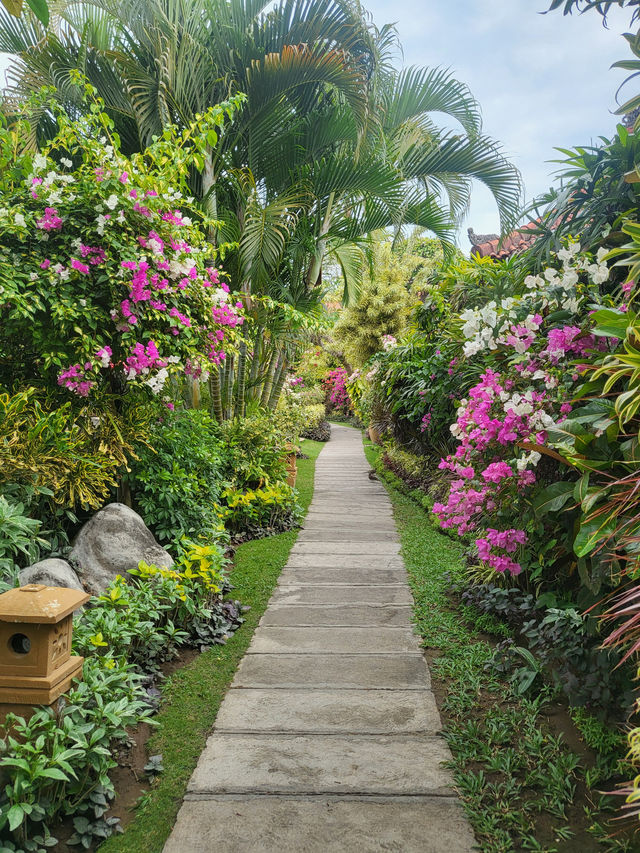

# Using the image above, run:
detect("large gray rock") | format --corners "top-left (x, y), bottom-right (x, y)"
top-left (20, 558), bottom-right (84, 591)
top-left (69, 503), bottom-right (173, 595)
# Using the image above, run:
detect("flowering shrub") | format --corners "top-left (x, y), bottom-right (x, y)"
top-left (323, 367), bottom-right (352, 414)
top-left (431, 246), bottom-right (614, 576)
top-left (366, 243), bottom-right (615, 579)
top-left (0, 86), bottom-right (245, 407)
top-left (371, 335), bottom-right (464, 456)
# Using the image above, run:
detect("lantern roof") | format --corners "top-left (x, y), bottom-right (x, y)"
top-left (0, 585), bottom-right (90, 624)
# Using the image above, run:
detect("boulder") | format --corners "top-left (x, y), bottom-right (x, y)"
top-left (69, 503), bottom-right (173, 596)
top-left (19, 558), bottom-right (84, 591)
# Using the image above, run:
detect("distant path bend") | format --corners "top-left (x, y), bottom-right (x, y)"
top-left (164, 424), bottom-right (476, 852)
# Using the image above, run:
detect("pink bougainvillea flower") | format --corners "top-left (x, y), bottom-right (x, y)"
top-left (36, 207), bottom-right (63, 232)
top-left (70, 259), bottom-right (90, 275)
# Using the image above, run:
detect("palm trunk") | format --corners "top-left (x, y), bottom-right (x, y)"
top-left (189, 378), bottom-right (201, 409)
top-left (209, 371), bottom-right (223, 422)
top-left (260, 347), bottom-right (280, 408)
top-left (224, 353), bottom-right (235, 419)
top-left (306, 191), bottom-right (334, 288)
top-left (235, 342), bottom-right (247, 418)
top-left (248, 325), bottom-right (264, 403)
top-left (268, 355), bottom-right (288, 410)
top-left (202, 147), bottom-right (217, 245)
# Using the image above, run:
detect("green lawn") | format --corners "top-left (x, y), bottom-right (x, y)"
top-left (101, 438), bottom-right (325, 853)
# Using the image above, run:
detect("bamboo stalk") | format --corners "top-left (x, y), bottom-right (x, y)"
top-left (224, 353), bottom-right (235, 419)
top-left (260, 347), bottom-right (280, 408)
top-left (247, 324), bottom-right (264, 402)
top-left (268, 355), bottom-right (288, 410)
top-left (209, 371), bottom-right (223, 422)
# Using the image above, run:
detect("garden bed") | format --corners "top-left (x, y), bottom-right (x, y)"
top-left (365, 437), bottom-right (636, 853)
top-left (95, 438), bottom-right (324, 853)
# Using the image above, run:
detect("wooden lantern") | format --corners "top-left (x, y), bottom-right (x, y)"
top-left (0, 584), bottom-right (89, 724)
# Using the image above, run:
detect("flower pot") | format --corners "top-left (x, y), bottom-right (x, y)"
top-left (286, 453), bottom-right (297, 488)
top-left (368, 426), bottom-right (381, 445)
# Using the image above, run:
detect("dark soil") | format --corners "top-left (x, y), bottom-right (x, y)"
top-left (50, 648), bottom-right (200, 852)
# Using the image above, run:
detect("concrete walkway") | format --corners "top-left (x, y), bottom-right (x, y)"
top-left (164, 425), bottom-right (476, 852)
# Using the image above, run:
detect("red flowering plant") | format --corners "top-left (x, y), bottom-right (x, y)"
top-left (0, 84), bottom-right (246, 408)
top-left (431, 242), bottom-right (620, 580)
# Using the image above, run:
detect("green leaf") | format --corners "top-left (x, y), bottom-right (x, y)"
top-left (591, 308), bottom-right (636, 338)
top-left (25, 0), bottom-right (48, 26)
top-left (573, 519), bottom-right (615, 558)
top-left (573, 473), bottom-right (590, 503)
top-left (7, 804), bottom-right (25, 832)
top-left (533, 481), bottom-right (575, 515)
top-left (39, 767), bottom-right (69, 781)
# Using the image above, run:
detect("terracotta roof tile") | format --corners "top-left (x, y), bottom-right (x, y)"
top-left (471, 221), bottom-right (540, 259)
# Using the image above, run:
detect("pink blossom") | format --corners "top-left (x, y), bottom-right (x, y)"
top-left (481, 461), bottom-right (513, 483)
top-left (70, 259), bottom-right (90, 275)
top-left (133, 202), bottom-right (152, 217)
top-left (36, 207), bottom-right (63, 232)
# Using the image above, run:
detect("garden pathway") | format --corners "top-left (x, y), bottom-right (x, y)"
top-left (164, 424), bottom-right (475, 852)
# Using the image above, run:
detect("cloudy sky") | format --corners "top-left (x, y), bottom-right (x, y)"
top-left (0, 1), bottom-right (634, 249)
top-left (363, 0), bottom-right (633, 248)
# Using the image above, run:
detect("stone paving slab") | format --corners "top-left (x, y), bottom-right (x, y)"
top-left (187, 733), bottom-right (454, 796)
top-left (233, 652), bottom-right (430, 689)
top-left (215, 688), bottom-right (440, 734)
top-left (270, 584), bottom-right (413, 605)
top-left (260, 603), bottom-right (414, 627)
top-left (277, 567), bottom-right (408, 585)
top-left (291, 538), bottom-right (400, 562)
top-left (302, 512), bottom-right (395, 521)
top-left (298, 530), bottom-right (398, 542)
top-left (165, 796), bottom-right (476, 853)
top-left (247, 626), bottom-right (422, 654)
top-left (285, 555), bottom-right (404, 569)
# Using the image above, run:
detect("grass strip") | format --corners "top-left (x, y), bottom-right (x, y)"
top-left (101, 438), bottom-right (325, 853)
top-left (363, 436), bottom-right (629, 853)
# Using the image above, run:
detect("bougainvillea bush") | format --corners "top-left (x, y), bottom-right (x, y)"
top-left (432, 243), bottom-right (616, 580)
top-left (323, 367), bottom-right (352, 415)
top-left (0, 85), bottom-right (244, 409)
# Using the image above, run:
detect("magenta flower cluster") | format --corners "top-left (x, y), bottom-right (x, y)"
top-left (475, 528), bottom-right (528, 576)
top-left (36, 207), bottom-right (63, 232)
top-left (324, 368), bottom-right (351, 413)
top-left (432, 368), bottom-right (556, 575)
top-left (544, 326), bottom-right (606, 363)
